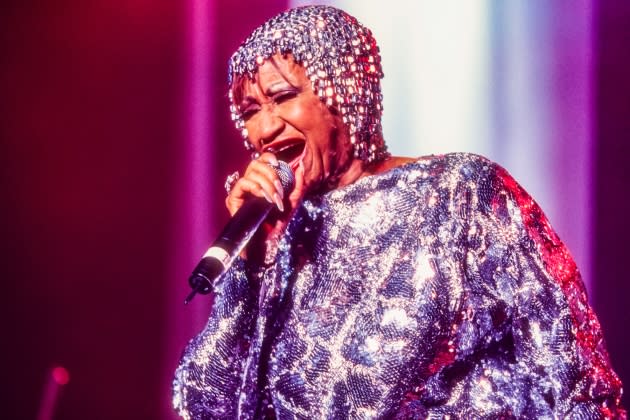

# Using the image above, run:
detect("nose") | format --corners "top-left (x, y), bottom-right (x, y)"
top-left (256, 106), bottom-right (284, 148)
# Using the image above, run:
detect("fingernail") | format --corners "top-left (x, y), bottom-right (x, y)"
top-left (274, 180), bottom-right (284, 198)
top-left (261, 190), bottom-right (273, 204)
top-left (274, 193), bottom-right (284, 212)
top-left (266, 155), bottom-right (278, 166)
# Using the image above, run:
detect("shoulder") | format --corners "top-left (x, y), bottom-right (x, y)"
top-left (384, 152), bottom-right (503, 173)
top-left (332, 153), bottom-right (521, 208)
top-left (417, 152), bottom-right (505, 175)
top-left (390, 153), bottom-right (534, 221)
top-left (387, 152), bottom-right (513, 187)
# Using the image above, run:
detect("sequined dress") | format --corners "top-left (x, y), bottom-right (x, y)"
top-left (173, 153), bottom-right (624, 419)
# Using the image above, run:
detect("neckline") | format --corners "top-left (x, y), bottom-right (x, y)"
top-left (318, 157), bottom-right (424, 201)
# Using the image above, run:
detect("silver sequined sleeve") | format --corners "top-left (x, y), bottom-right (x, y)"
top-left (173, 258), bottom-right (260, 419)
top-left (173, 153), bottom-right (624, 419)
top-left (419, 155), bottom-right (624, 418)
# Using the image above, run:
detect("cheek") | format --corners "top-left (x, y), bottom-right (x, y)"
top-left (285, 106), bottom-right (315, 130)
top-left (285, 96), bottom-right (330, 130)
top-left (303, 113), bottom-right (336, 148)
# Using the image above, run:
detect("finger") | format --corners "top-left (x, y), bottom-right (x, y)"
top-left (245, 171), bottom-right (281, 207)
top-left (228, 153), bottom-right (287, 215)
top-left (245, 158), bottom-right (285, 198)
top-left (227, 176), bottom-right (282, 216)
top-left (258, 152), bottom-right (279, 167)
top-left (225, 194), bottom-right (240, 217)
top-left (234, 176), bottom-right (273, 201)
top-left (234, 169), bottom-right (286, 213)
top-left (262, 153), bottom-right (291, 199)
top-left (244, 162), bottom-right (279, 188)
top-left (287, 160), bottom-right (305, 208)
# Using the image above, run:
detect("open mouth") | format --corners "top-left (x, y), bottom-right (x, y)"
top-left (268, 141), bottom-right (306, 169)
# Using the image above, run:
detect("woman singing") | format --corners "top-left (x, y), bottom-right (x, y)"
top-left (173, 6), bottom-right (624, 418)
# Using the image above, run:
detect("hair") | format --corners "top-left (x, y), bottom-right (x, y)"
top-left (228, 5), bottom-right (388, 163)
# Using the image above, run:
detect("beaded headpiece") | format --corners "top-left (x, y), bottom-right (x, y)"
top-left (228, 5), bottom-right (389, 163)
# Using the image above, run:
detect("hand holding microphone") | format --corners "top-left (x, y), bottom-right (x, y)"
top-left (185, 155), bottom-right (299, 303)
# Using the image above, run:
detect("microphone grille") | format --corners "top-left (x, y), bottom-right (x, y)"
top-left (274, 161), bottom-right (295, 194)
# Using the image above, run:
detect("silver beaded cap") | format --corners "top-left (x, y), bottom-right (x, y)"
top-left (228, 5), bottom-right (389, 163)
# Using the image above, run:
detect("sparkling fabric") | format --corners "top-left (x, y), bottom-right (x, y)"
top-left (228, 5), bottom-right (388, 163)
top-left (173, 153), bottom-right (624, 419)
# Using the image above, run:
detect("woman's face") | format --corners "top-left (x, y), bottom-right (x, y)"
top-left (234, 55), bottom-right (353, 194)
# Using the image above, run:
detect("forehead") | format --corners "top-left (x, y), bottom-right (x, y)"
top-left (232, 55), bottom-right (309, 101)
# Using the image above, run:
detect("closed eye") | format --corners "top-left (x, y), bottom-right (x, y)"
top-left (239, 88), bottom-right (299, 120)
top-left (240, 104), bottom-right (260, 121)
top-left (272, 89), bottom-right (298, 104)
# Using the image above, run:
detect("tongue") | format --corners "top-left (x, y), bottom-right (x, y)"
top-left (276, 143), bottom-right (305, 167)
top-left (289, 146), bottom-right (306, 170)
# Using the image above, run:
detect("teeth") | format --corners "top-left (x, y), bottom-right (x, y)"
top-left (271, 142), bottom-right (305, 163)
top-left (278, 144), bottom-right (293, 152)
top-left (267, 142), bottom-right (301, 154)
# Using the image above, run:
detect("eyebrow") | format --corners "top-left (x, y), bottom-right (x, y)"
top-left (264, 80), bottom-right (296, 96)
top-left (240, 80), bottom-right (299, 107)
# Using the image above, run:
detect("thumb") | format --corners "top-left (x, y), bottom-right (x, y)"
top-left (287, 160), bottom-right (305, 209)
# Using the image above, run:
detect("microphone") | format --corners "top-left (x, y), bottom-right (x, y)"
top-left (185, 161), bottom-right (295, 303)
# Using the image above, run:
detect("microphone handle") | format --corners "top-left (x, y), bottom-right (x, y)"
top-left (186, 197), bottom-right (274, 303)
